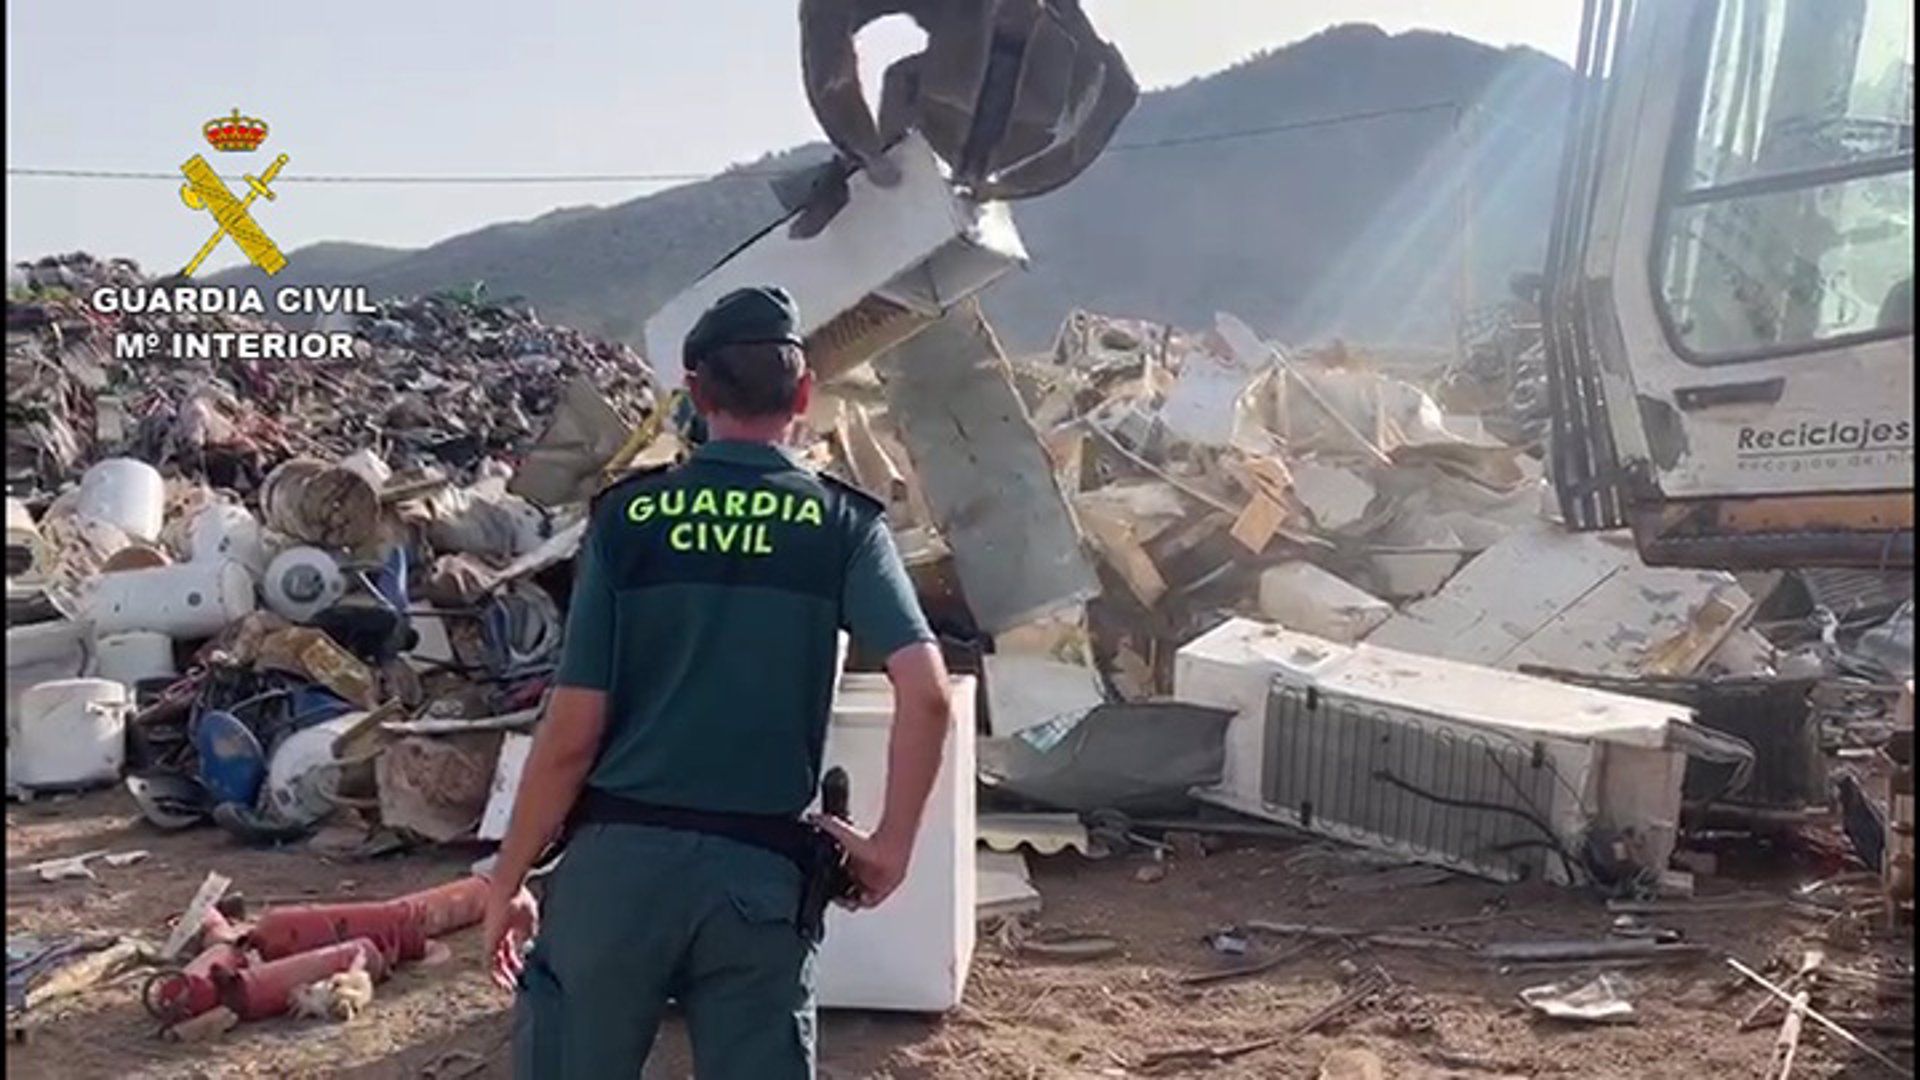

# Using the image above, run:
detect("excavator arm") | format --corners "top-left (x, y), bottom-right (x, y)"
top-left (797, 0), bottom-right (1136, 200)
top-left (799, 0), bottom-right (896, 178)
top-left (976, 17), bottom-right (1138, 201)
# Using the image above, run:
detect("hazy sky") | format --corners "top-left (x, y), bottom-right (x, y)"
top-left (5, 2), bottom-right (1580, 274)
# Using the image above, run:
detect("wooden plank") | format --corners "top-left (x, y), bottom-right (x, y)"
top-left (1728, 958), bottom-right (1914, 1078)
top-left (1770, 991), bottom-right (1809, 1079)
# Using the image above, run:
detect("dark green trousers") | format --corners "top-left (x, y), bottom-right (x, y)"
top-left (513, 823), bottom-right (818, 1079)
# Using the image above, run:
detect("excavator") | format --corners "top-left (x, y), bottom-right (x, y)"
top-left (784, 0), bottom-right (1910, 571)
top-left (778, 0), bottom-right (1911, 571)
top-left (1539, 0), bottom-right (1910, 917)
top-left (764, 0), bottom-right (1911, 919)
top-left (1540, 0), bottom-right (1913, 569)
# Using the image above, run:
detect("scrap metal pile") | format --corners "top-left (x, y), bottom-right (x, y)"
top-left (4, 254), bottom-right (1912, 1043)
top-left (5, 253), bottom-right (677, 1039)
top-left (872, 305), bottom-right (1804, 700)
top-left (819, 304), bottom-right (1912, 904)
top-left (7, 252), bottom-right (657, 500)
top-left (6, 252), bottom-right (657, 857)
top-left (7, 247), bottom-right (1911, 863)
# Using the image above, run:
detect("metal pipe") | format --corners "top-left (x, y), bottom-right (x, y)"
top-left (216, 938), bottom-right (389, 1022)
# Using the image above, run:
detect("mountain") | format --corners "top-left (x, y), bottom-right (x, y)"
top-left (257, 240), bottom-right (410, 281)
top-left (212, 24), bottom-right (1571, 354)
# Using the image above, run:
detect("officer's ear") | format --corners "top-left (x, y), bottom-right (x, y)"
top-left (685, 373), bottom-right (712, 417)
top-left (790, 367), bottom-right (815, 420)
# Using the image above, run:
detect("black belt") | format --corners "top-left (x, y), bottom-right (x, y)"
top-left (572, 788), bottom-right (816, 873)
top-left (570, 775), bottom-right (859, 943)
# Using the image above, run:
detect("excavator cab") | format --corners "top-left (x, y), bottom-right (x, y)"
top-left (1544, 0), bottom-right (1914, 568)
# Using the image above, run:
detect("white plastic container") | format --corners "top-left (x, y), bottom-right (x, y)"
top-left (265, 712), bottom-right (364, 826)
top-left (7, 619), bottom-right (90, 729)
top-left (186, 503), bottom-right (268, 575)
top-left (84, 558), bottom-right (255, 638)
top-left (75, 458), bottom-right (165, 543)
top-left (92, 631), bottom-right (178, 685)
top-left (815, 674), bottom-right (977, 1013)
top-left (13, 678), bottom-right (130, 790)
top-left (262, 546), bottom-right (347, 623)
top-left (7, 618), bottom-right (90, 671)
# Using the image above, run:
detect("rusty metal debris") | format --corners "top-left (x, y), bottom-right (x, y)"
top-left (6, 185), bottom-right (1914, 1072)
top-left (7, 253), bottom-right (656, 500)
top-left (6, 252), bottom-right (657, 849)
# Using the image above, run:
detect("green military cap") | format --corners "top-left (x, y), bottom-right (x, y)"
top-left (682, 286), bottom-right (804, 370)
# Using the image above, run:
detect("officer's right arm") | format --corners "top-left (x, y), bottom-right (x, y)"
top-left (490, 525), bottom-right (616, 897)
top-left (838, 516), bottom-right (950, 902)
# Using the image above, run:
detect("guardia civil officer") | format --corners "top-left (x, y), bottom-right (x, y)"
top-left (481, 286), bottom-right (952, 1079)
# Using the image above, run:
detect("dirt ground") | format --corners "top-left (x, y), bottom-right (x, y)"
top-left (6, 788), bottom-right (1914, 1079)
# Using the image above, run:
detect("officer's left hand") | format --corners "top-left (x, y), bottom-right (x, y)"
top-left (811, 815), bottom-right (912, 910)
top-left (482, 879), bottom-right (540, 990)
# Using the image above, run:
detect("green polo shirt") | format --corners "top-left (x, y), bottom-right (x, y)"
top-left (556, 439), bottom-right (933, 816)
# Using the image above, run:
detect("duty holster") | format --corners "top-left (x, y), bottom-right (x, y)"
top-left (567, 767), bottom-right (860, 944)
top-left (796, 767), bottom-right (860, 943)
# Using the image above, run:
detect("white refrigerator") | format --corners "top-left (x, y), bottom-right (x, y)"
top-left (815, 673), bottom-right (977, 1012)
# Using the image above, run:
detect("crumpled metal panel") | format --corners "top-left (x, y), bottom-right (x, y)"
top-left (881, 302), bottom-right (1098, 633)
top-left (1366, 527), bottom-right (1754, 678)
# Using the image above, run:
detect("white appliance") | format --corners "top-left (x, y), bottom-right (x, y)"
top-left (1175, 619), bottom-right (1694, 885)
top-left (643, 132), bottom-right (1027, 391)
top-left (13, 677), bottom-right (130, 790)
top-left (815, 673), bottom-right (977, 1012)
top-left (83, 558), bottom-right (255, 638)
top-left (7, 620), bottom-right (91, 794)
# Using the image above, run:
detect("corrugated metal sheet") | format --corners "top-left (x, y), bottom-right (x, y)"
top-left (1797, 569), bottom-right (1914, 620)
